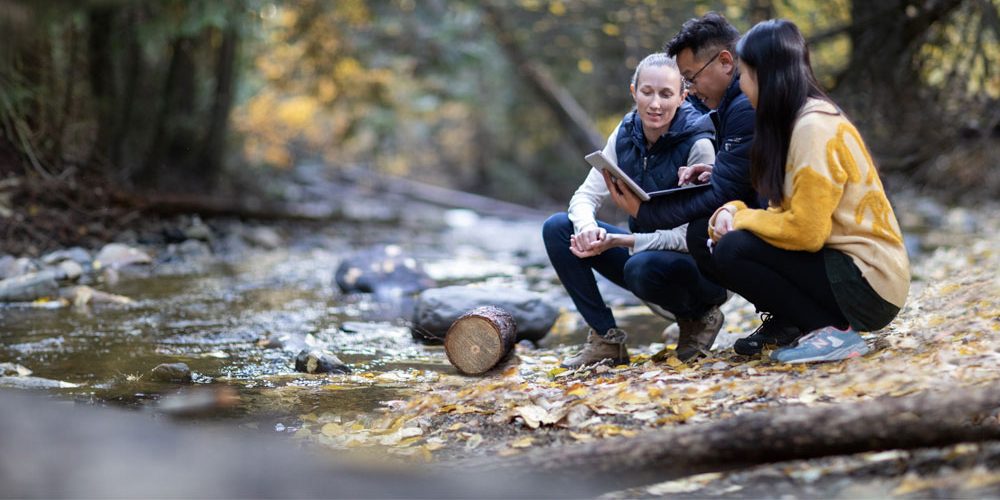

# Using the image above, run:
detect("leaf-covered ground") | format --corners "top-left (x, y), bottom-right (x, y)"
top-left (286, 204), bottom-right (1000, 496)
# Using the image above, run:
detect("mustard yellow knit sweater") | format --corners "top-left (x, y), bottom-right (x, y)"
top-left (715, 99), bottom-right (910, 308)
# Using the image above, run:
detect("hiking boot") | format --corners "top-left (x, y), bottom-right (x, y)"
top-left (733, 313), bottom-right (802, 356)
top-left (561, 328), bottom-right (630, 369)
top-left (675, 306), bottom-right (724, 362)
top-left (643, 300), bottom-right (676, 322)
top-left (771, 326), bottom-right (869, 363)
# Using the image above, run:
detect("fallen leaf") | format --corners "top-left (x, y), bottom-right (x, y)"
top-left (511, 436), bottom-right (534, 448)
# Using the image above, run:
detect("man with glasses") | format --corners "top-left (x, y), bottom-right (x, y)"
top-left (604, 12), bottom-right (761, 358)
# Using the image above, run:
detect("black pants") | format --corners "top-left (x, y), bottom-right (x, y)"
top-left (686, 217), bottom-right (848, 332)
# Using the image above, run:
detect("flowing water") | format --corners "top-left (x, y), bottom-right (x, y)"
top-left (0, 213), bottom-right (675, 440)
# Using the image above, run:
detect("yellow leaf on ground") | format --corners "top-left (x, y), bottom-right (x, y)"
top-left (892, 473), bottom-right (936, 496)
top-left (511, 436), bottom-right (535, 448)
top-left (320, 423), bottom-right (344, 437)
top-left (514, 404), bottom-right (552, 429)
top-left (665, 356), bottom-right (684, 369)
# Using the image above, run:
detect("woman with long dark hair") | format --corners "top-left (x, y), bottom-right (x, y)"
top-left (707, 19), bottom-right (910, 363)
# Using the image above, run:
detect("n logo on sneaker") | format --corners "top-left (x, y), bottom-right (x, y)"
top-left (828, 336), bottom-right (845, 348)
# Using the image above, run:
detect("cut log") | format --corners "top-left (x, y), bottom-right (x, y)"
top-left (455, 384), bottom-right (1000, 492)
top-left (444, 306), bottom-right (518, 375)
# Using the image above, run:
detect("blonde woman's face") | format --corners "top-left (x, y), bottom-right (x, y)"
top-left (630, 65), bottom-right (685, 139)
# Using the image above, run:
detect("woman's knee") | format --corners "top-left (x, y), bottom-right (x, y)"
top-left (623, 253), bottom-right (685, 299)
top-left (713, 230), bottom-right (757, 273)
top-left (542, 212), bottom-right (573, 246)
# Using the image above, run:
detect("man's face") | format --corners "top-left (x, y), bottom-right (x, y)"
top-left (676, 47), bottom-right (733, 110)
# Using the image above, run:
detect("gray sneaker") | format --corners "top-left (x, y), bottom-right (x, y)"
top-left (771, 326), bottom-right (869, 363)
top-left (675, 306), bottom-right (724, 362)
top-left (561, 328), bottom-right (630, 369)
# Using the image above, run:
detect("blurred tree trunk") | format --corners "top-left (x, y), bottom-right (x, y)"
top-left (140, 35), bottom-right (198, 189)
top-left (481, 2), bottom-right (603, 155)
top-left (198, 25), bottom-right (239, 188)
top-left (114, 7), bottom-right (144, 180)
top-left (832, 0), bottom-right (965, 170)
top-left (747, 0), bottom-right (774, 23)
top-left (87, 6), bottom-right (119, 175)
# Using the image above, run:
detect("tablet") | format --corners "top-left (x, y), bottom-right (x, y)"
top-left (584, 150), bottom-right (711, 201)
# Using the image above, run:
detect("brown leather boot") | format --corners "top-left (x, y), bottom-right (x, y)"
top-left (675, 306), bottom-right (724, 362)
top-left (560, 328), bottom-right (630, 369)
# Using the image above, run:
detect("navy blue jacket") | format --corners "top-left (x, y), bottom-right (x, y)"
top-left (634, 74), bottom-right (757, 229)
top-left (617, 101), bottom-right (714, 233)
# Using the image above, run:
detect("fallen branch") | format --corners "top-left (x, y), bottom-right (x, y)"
top-left (337, 165), bottom-right (549, 219)
top-left (457, 384), bottom-right (1000, 492)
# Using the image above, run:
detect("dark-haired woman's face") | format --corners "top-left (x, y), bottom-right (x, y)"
top-left (738, 61), bottom-right (758, 109)
top-left (630, 65), bottom-right (685, 142)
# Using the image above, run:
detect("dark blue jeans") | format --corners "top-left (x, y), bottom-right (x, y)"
top-left (542, 212), bottom-right (727, 334)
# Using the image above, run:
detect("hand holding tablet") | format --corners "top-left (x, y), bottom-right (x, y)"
top-left (585, 150), bottom-right (711, 202)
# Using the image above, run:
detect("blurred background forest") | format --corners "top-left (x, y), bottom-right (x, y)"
top-left (1, 0), bottom-right (999, 246)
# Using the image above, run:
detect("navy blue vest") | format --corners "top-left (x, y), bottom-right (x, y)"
top-left (615, 101), bottom-right (714, 232)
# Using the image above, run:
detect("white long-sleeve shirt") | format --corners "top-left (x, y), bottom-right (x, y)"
top-left (567, 122), bottom-right (716, 253)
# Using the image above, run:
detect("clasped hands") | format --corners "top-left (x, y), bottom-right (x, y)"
top-left (570, 227), bottom-right (613, 258)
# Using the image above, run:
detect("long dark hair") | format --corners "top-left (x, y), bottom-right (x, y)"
top-left (736, 20), bottom-right (831, 205)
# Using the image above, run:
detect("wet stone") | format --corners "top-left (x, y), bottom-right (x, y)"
top-left (0, 376), bottom-right (79, 390)
top-left (0, 256), bottom-right (38, 280)
top-left (243, 227), bottom-right (282, 249)
top-left (95, 243), bottom-right (153, 270)
top-left (56, 260), bottom-right (84, 281)
top-left (294, 349), bottom-right (351, 374)
top-left (0, 271), bottom-right (59, 302)
top-left (334, 245), bottom-right (434, 296)
top-left (257, 335), bottom-right (285, 349)
top-left (183, 216), bottom-right (213, 242)
top-left (412, 285), bottom-right (557, 343)
top-left (0, 363), bottom-right (32, 377)
top-left (41, 247), bottom-right (92, 266)
top-left (151, 363), bottom-right (193, 383)
top-left (162, 240), bottom-right (213, 264)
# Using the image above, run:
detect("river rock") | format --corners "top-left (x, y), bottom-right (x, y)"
top-left (0, 255), bottom-right (15, 279)
top-left (56, 260), bottom-right (84, 281)
top-left (162, 239), bottom-right (213, 264)
top-left (334, 245), bottom-right (434, 296)
top-left (156, 387), bottom-right (240, 417)
top-left (411, 285), bottom-right (557, 344)
top-left (94, 243), bottom-right (152, 270)
top-left (0, 376), bottom-right (79, 390)
top-left (41, 247), bottom-right (92, 266)
top-left (0, 256), bottom-right (38, 280)
top-left (294, 349), bottom-right (351, 374)
top-left (243, 226), bottom-right (282, 249)
top-left (150, 363), bottom-right (193, 383)
top-left (256, 335), bottom-right (286, 349)
top-left (0, 363), bottom-right (32, 377)
top-left (183, 216), bottom-right (213, 242)
top-left (0, 271), bottom-right (59, 302)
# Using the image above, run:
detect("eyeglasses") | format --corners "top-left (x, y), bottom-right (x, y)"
top-left (683, 51), bottom-right (721, 89)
